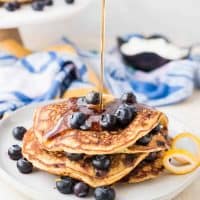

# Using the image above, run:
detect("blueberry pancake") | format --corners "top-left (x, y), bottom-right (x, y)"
top-left (33, 96), bottom-right (168, 155)
top-left (22, 128), bottom-right (170, 187)
top-left (20, 92), bottom-right (171, 197)
top-left (22, 129), bottom-right (149, 187)
top-left (122, 152), bottom-right (164, 184)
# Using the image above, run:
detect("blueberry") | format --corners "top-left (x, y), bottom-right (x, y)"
top-left (151, 124), bottom-right (163, 135)
top-left (44, 0), bottom-right (53, 6)
top-left (100, 114), bottom-right (117, 130)
top-left (31, 1), bottom-right (45, 11)
top-left (121, 92), bottom-right (137, 104)
top-left (69, 112), bottom-right (87, 129)
top-left (136, 134), bottom-right (151, 146)
top-left (145, 152), bottom-right (158, 162)
top-left (17, 158), bottom-right (33, 174)
top-left (73, 182), bottom-right (90, 198)
top-left (92, 155), bottom-right (111, 170)
top-left (61, 176), bottom-right (77, 185)
top-left (12, 126), bottom-right (27, 140)
top-left (65, 153), bottom-right (84, 161)
top-left (94, 187), bottom-right (116, 200)
top-left (65, 0), bottom-right (74, 4)
top-left (4, 2), bottom-right (18, 11)
top-left (85, 91), bottom-right (100, 105)
top-left (56, 177), bottom-right (75, 194)
top-left (8, 145), bottom-right (22, 160)
top-left (115, 106), bottom-right (133, 126)
top-left (13, 1), bottom-right (20, 8)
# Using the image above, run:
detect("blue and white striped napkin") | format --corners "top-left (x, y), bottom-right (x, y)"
top-left (0, 49), bottom-right (93, 115)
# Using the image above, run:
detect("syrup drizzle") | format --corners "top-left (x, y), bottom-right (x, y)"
top-left (100, 0), bottom-right (106, 111)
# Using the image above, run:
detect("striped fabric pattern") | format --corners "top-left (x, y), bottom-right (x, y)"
top-left (0, 48), bottom-right (94, 115)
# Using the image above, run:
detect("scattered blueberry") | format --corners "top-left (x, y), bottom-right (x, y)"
top-left (136, 134), bottom-right (151, 146)
top-left (65, 153), bottom-right (84, 161)
top-left (17, 158), bottom-right (33, 174)
top-left (100, 114), bottom-right (117, 130)
top-left (92, 155), bottom-right (111, 171)
top-left (4, 2), bottom-right (18, 11)
top-left (8, 145), bottom-right (22, 160)
top-left (65, 0), bottom-right (74, 4)
top-left (145, 152), bottom-right (158, 162)
top-left (115, 105), bottom-right (133, 126)
top-left (12, 126), bottom-right (27, 140)
top-left (31, 1), bottom-right (45, 11)
top-left (69, 112), bottom-right (87, 129)
top-left (56, 177), bottom-right (75, 194)
top-left (121, 92), bottom-right (137, 104)
top-left (94, 187), bottom-right (116, 200)
top-left (73, 182), bottom-right (90, 198)
top-left (85, 91), bottom-right (100, 105)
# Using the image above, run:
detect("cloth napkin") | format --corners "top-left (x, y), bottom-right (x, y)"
top-left (0, 40), bottom-right (99, 115)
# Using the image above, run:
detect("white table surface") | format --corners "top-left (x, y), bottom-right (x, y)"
top-left (0, 91), bottom-right (199, 200)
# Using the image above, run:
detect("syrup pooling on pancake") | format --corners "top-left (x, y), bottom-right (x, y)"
top-left (44, 93), bottom-right (137, 140)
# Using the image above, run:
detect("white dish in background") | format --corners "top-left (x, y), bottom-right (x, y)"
top-left (0, 101), bottom-right (199, 200)
top-left (0, 0), bottom-right (92, 28)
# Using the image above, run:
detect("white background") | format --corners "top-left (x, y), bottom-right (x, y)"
top-left (20, 0), bottom-right (200, 50)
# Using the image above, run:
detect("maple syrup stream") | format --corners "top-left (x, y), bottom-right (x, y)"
top-left (100, 0), bottom-right (106, 110)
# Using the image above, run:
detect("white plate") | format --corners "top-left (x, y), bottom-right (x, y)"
top-left (0, 0), bottom-right (92, 28)
top-left (0, 101), bottom-right (199, 200)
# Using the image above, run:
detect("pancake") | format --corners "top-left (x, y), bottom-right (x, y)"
top-left (23, 129), bottom-right (149, 187)
top-left (33, 98), bottom-right (168, 155)
top-left (123, 153), bottom-right (164, 184)
top-left (22, 129), bottom-right (169, 187)
top-left (125, 132), bottom-right (170, 154)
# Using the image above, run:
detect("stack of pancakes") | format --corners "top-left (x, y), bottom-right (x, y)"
top-left (22, 98), bottom-right (170, 187)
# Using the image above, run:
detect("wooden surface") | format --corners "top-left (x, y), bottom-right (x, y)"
top-left (0, 28), bottom-right (22, 44)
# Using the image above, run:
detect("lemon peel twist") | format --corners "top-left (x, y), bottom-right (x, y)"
top-left (163, 132), bottom-right (200, 175)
